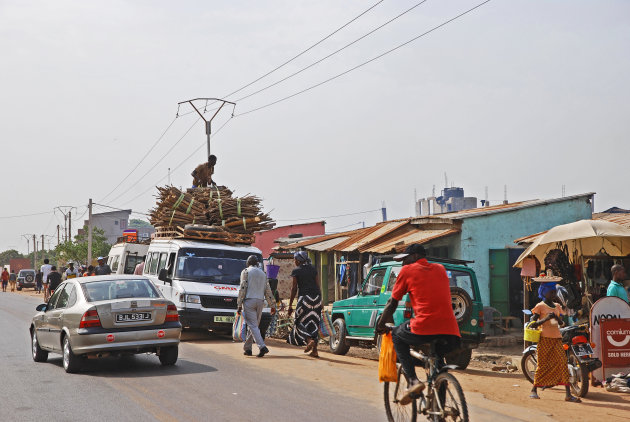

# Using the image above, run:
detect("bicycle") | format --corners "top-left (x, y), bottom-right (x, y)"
top-left (383, 326), bottom-right (468, 422)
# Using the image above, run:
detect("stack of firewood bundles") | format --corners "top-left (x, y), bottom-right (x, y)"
top-left (149, 186), bottom-right (274, 243)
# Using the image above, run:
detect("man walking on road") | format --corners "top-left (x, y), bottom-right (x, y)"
top-left (47, 266), bottom-right (62, 297)
top-left (94, 257), bottom-right (112, 276)
top-left (237, 255), bottom-right (276, 358)
top-left (1, 268), bottom-right (8, 292)
top-left (9, 269), bottom-right (17, 292)
top-left (41, 259), bottom-right (52, 297)
top-left (65, 262), bottom-right (79, 280)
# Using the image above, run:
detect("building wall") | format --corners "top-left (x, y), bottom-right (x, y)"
top-left (458, 197), bottom-right (592, 305)
top-left (91, 210), bottom-right (132, 244)
top-left (253, 221), bottom-right (325, 258)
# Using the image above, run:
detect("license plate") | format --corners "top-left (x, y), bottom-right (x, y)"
top-left (214, 316), bottom-right (234, 323)
top-left (572, 343), bottom-right (593, 357)
top-left (116, 312), bottom-right (151, 322)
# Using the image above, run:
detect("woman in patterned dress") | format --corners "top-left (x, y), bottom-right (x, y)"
top-left (287, 251), bottom-right (322, 358)
top-left (528, 282), bottom-right (581, 403)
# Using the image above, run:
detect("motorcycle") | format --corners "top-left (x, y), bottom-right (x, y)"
top-left (520, 311), bottom-right (602, 398)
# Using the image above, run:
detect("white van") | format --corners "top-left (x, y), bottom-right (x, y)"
top-left (143, 238), bottom-right (270, 332)
top-left (107, 242), bottom-right (150, 275)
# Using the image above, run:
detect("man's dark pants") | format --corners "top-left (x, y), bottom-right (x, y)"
top-left (392, 322), bottom-right (461, 380)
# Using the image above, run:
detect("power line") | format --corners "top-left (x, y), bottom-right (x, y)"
top-left (106, 117), bottom-right (201, 205)
top-left (234, 0), bottom-right (429, 103)
top-left (0, 210), bottom-right (52, 219)
top-left (99, 117), bottom-right (178, 203)
top-left (236, 0), bottom-right (492, 116)
top-left (275, 208), bottom-right (381, 222)
top-left (93, 203), bottom-right (151, 217)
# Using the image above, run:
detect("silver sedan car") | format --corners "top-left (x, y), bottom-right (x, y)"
top-left (30, 275), bottom-right (181, 373)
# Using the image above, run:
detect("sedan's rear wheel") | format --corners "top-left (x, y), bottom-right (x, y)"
top-left (62, 336), bottom-right (81, 373)
top-left (159, 346), bottom-right (178, 366)
top-left (31, 330), bottom-right (48, 362)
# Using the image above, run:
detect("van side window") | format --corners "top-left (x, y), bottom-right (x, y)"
top-left (149, 252), bottom-right (160, 275)
top-left (143, 254), bottom-right (152, 274)
top-left (386, 267), bottom-right (401, 292)
top-left (167, 253), bottom-right (176, 277)
top-left (362, 269), bottom-right (387, 295)
top-left (446, 270), bottom-right (475, 299)
top-left (157, 253), bottom-right (168, 273)
top-left (111, 256), bottom-right (120, 272)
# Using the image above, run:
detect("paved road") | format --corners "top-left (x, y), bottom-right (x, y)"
top-left (0, 292), bottom-right (382, 422)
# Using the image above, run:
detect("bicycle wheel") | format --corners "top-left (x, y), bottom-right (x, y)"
top-left (520, 349), bottom-right (537, 384)
top-left (384, 365), bottom-right (418, 422)
top-left (432, 372), bottom-right (468, 422)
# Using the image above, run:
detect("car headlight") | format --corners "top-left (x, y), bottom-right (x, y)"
top-left (184, 294), bottom-right (201, 304)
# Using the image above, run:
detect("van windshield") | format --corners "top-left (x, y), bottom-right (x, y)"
top-left (175, 248), bottom-right (261, 285)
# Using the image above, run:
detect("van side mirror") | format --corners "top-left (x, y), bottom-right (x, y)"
top-left (158, 268), bottom-right (172, 284)
top-left (36, 303), bottom-right (47, 312)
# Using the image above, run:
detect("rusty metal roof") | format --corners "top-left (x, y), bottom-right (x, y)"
top-left (333, 221), bottom-right (409, 252)
top-left (305, 236), bottom-right (350, 252)
top-left (593, 213), bottom-right (630, 228)
top-left (359, 228), bottom-right (460, 254)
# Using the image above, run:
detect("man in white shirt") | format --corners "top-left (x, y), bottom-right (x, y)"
top-left (41, 259), bottom-right (52, 299)
top-left (65, 262), bottom-right (79, 280)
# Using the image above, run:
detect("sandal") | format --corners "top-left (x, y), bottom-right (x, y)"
top-left (304, 340), bottom-right (315, 354)
top-left (529, 393), bottom-right (540, 399)
top-left (565, 396), bottom-right (581, 403)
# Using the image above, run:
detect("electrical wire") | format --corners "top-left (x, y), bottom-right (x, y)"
top-left (275, 208), bottom-right (381, 222)
top-left (236, 0), bottom-right (492, 116)
top-left (106, 117), bottom-right (201, 205)
top-left (0, 210), bottom-right (52, 219)
top-left (234, 0), bottom-right (428, 103)
top-left (93, 203), bottom-right (151, 217)
top-left (99, 117), bottom-right (178, 203)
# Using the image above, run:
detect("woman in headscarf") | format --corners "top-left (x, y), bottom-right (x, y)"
top-left (528, 282), bottom-right (581, 402)
top-left (287, 251), bottom-right (322, 357)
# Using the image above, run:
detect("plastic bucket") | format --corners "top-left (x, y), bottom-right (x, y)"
top-left (523, 324), bottom-right (541, 343)
top-left (266, 265), bottom-right (280, 279)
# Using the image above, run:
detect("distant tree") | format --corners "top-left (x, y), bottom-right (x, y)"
top-left (129, 219), bottom-right (153, 229)
top-left (0, 249), bottom-right (24, 266)
top-left (55, 225), bottom-right (110, 265)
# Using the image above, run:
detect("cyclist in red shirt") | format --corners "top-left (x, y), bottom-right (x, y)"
top-left (377, 244), bottom-right (461, 404)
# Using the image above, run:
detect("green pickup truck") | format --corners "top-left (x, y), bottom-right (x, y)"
top-left (329, 258), bottom-right (485, 369)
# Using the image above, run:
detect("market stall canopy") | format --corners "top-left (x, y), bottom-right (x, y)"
top-left (514, 219), bottom-right (630, 268)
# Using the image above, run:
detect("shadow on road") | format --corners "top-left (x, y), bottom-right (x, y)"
top-left (47, 355), bottom-right (217, 378)
top-left (460, 368), bottom-right (523, 379)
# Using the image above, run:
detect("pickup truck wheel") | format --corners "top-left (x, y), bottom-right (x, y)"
top-left (445, 348), bottom-right (472, 369)
top-left (330, 318), bottom-right (350, 355)
top-left (451, 287), bottom-right (472, 323)
top-left (159, 346), bottom-right (178, 366)
top-left (31, 329), bottom-right (48, 362)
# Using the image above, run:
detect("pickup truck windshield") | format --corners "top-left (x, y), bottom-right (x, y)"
top-left (175, 248), bottom-right (261, 285)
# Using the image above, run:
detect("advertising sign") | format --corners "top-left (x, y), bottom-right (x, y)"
top-left (600, 318), bottom-right (630, 373)
top-left (590, 297), bottom-right (630, 382)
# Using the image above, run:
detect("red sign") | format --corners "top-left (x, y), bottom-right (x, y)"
top-left (157, 330), bottom-right (165, 338)
top-left (600, 318), bottom-right (630, 369)
top-left (106, 334), bottom-right (115, 342)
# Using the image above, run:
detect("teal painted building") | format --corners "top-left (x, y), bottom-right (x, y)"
top-left (419, 193), bottom-right (594, 316)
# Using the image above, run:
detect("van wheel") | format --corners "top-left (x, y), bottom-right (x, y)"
top-left (330, 318), bottom-right (350, 355)
top-left (159, 346), bottom-right (178, 366)
top-left (451, 287), bottom-right (472, 323)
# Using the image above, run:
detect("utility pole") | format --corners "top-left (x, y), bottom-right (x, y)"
top-left (41, 234), bottom-right (45, 257)
top-left (57, 225), bottom-right (60, 245)
top-left (64, 214), bottom-right (68, 241)
top-left (168, 168), bottom-right (171, 185)
top-left (87, 198), bottom-right (93, 265)
top-left (32, 235), bottom-right (37, 269)
top-left (55, 206), bottom-right (76, 243)
top-left (22, 234), bottom-right (32, 255)
top-left (177, 98), bottom-right (236, 158)
top-left (68, 210), bottom-right (72, 241)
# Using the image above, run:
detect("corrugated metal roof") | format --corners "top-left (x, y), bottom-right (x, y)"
top-left (276, 227), bottom-right (371, 250)
top-left (334, 221), bottom-right (408, 252)
top-left (359, 228), bottom-right (460, 254)
top-left (593, 213), bottom-right (630, 228)
top-left (418, 193), bottom-right (595, 221)
top-left (305, 236), bottom-right (350, 251)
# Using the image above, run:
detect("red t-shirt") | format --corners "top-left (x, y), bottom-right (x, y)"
top-left (392, 258), bottom-right (460, 337)
top-left (1, 271), bottom-right (8, 281)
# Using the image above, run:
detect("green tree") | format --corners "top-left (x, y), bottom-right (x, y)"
top-left (0, 249), bottom-right (24, 266)
top-left (55, 225), bottom-right (110, 265)
top-left (129, 218), bottom-right (153, 229)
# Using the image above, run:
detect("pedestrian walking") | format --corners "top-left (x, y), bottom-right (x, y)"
top-left (237, 256), bottom-right (276, 357)
top-left (1, 268), bottom-right (9, 292)
top-left (65, 262), bottom-right (79, 280)
top-left (9, 269), bottom-right (17, 292)
top-left (46, 266), bottom-right (62, 298)
top-left (94, 257), bottom-right (112, 275)
top-left (41, 258), bottom-right (52, 297)
top-left (528, 282), bottom-right (581, 403)
top-left (35, 270), bottom-right (43, 293)
top-left (287, 251), bottom-right (322, 358)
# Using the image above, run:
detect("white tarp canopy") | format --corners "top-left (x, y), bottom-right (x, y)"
top-left (514, 219), bottom-right (630, 268)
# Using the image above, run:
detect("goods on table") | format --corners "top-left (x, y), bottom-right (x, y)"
top-left (149, 185), bottom-right (274, 244)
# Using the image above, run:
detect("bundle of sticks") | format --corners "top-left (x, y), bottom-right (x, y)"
top-left (149, 186), bottom-right (275, 237)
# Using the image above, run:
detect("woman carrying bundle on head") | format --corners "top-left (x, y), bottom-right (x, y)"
top-left (528, 281), bottom-right (581, 403)
top-left (287, 251), bottom-right (322, 358)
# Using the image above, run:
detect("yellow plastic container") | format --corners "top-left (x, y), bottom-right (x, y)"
top-left (523, 323), bottom-right (541, 343)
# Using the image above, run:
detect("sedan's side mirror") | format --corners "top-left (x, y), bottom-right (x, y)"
top-left (158, 268), bottom-right (172, 285)
top-left (36, 304), bottom-right (47, 312)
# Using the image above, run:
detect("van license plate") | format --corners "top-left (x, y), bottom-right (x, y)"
top-left (116, 312), bottom-right (151, 322)
top-left (214, 316), bottom-right (235, 323)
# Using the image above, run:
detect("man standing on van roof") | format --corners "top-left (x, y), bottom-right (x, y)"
top-left (94, 257), bottom-right (112, 276)
top-left (191, 154), bottom-right (217, 188)
top-left (237, 256), bottom-right (276, 358)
